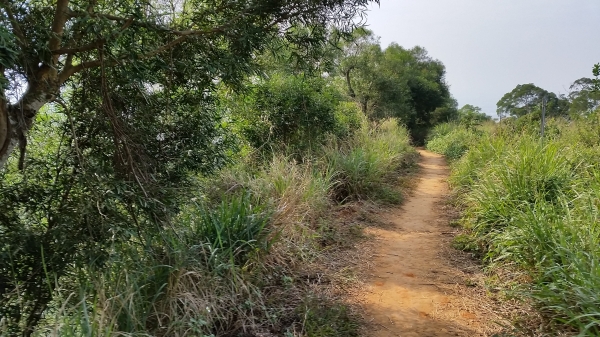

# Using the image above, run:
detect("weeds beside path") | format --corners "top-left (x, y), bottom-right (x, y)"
top-left (354, 149), bottom-right (507, 337)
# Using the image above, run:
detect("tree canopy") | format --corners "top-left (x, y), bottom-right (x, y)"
top-left (568, 77), bottom-right (600, 115)
top-left (336, 29), bottom-right (453, 141)
top-left (456, 104), bottom-right (491, 128)
top-left (0, 0), bottom-right (375, 168)
top-left (496, 83), bottom-right (569, 119)
top-left (593, 63), bottom-right (600, 91)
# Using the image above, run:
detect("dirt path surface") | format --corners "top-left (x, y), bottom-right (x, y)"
top-left (359, 149), bottom-right (494, 337)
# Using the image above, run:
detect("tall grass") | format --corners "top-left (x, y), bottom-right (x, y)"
top-left (327, 119), bottom-right (416, 203)
top-left (431, 114), bottom-right (600, 334)
top-left (39, 196), bottom-right (273, 337)
top-left (29, 117), bottom-right (416, 336)
top-left (426, 123), bottom-right (480, 161)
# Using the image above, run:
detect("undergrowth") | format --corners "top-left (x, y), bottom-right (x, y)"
top-left (27, 119), bottom-right (416, 336)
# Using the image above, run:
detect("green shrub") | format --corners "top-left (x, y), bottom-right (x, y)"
top-left (327, 119), bottom-right (414, 203)
top-left (426, 124), bottom-right (479, 161)
top-left (333, 101), bottom-right (363, 139)
top-left (181, 193), bottom-right (273, 269)
top-left (236, 74), bottom-right (339, 157)
top-left (427, 122), bottom-right (456, 140)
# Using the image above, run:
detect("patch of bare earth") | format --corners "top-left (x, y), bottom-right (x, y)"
top-left (348, 149), bottom-right (510, 337)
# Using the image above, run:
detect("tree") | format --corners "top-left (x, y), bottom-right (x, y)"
top-left (337, 32), bottom-right (451, 141)
top-left (430, 97), bottom-right (459, 125)
top-left (456, 104), bottom-right (491, 130)
top-left (0, 0), bottom-right (375, 169)
top-left (336, 28), bottom-right (385, 116)
top-left (496, 83), bottom-right (569, 119)
top-left (233, 74), bottom-right (339, 156)
top-left (593, 63), bottom-right (600, 91)
top-left (457, 104), bottom-right (491, 128)
top-left (568, 78), bottom-right (600, 115)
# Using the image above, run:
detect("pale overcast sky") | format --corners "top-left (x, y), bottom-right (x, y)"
top-left (364, 0), bottom-right (600, 117)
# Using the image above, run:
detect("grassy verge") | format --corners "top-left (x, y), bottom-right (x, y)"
top-left (33, 119), bottom-right (416, 336)
top-left (427, 114), bottom-right (600, 335)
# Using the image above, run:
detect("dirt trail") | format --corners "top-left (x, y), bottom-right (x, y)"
top-left (359, 149), bottom-right (491, 337)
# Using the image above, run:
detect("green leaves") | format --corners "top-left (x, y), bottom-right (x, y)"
top-left (457, 104), bottom-right (491, 129)
top-left (496, 83), bottom-right (570, 118)
top-left (337, 33), bottom-right (451, 140)
top-left (568, 77), bottom-right (600, 115)
top-left (593, 63), bottom-right (600, 91)
top-left (235, 74), bottom-right (339, 156)
top-left (0, 26), bottom-right (18, 89)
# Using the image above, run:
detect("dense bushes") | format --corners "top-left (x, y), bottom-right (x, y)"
top-left (327, 119), bottom-right (414, 203)
top-left (430, 114), bottom-right (600, 334)
top-left (233, 75), bottom-right (353, 156)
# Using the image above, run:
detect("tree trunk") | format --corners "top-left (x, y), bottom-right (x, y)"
top-left (0, 70), bottom-right (58, 169)
top-left (0, 96), bottom-right (18, 169)
top-left (0, 94), bottom-right (7, 154)
top-left (344, 67), bottom-right (356, 98)
top-left (360, 99), bottom-right (368, 116)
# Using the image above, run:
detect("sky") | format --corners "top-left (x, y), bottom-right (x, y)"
top-left (364, 0), bottom-right (600, 117)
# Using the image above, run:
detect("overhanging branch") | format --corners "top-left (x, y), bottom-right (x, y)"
top-left (56, 4), bottom-right (341, 84)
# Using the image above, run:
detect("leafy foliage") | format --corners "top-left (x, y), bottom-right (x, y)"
top-left (336, 29), bottom-right (453, 141)
top-left (496, 83), bottom-right (569, 119)
top-left (235, 74), bottom-right (339, 156)
top-left (0, 25), bottom-right (18, 89)
top-left (593, 63), bottom-right (600, 91)
top-left (426, 123), bottom-right (480, 161)
top-left (0, 0), bottom-right (376, 166)
top-left (456, 104), bottom-right (491, 129)
top-left (568, 77), bottom-right (600, 115)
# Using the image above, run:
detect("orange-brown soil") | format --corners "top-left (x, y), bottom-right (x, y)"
top-left (356, 150), bottom-right (503, 337)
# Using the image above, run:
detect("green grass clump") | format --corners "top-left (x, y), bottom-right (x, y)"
top-left (326, 118), bottom-right (415, 203)
top-left (426, 123), bottom-right (480, 161)
top-left (182, 194), bottom-right (273, 269)
top-left (446, 113), bottom-right (600, 334)
top-left (39, 196), bottom-right (273, 337)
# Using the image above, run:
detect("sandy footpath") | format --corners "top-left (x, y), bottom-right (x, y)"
top-left (357, 150), bottom-right (496, 337)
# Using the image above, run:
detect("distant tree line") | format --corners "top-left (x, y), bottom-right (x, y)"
top-left (496, 76), bottom-right (600, 120)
